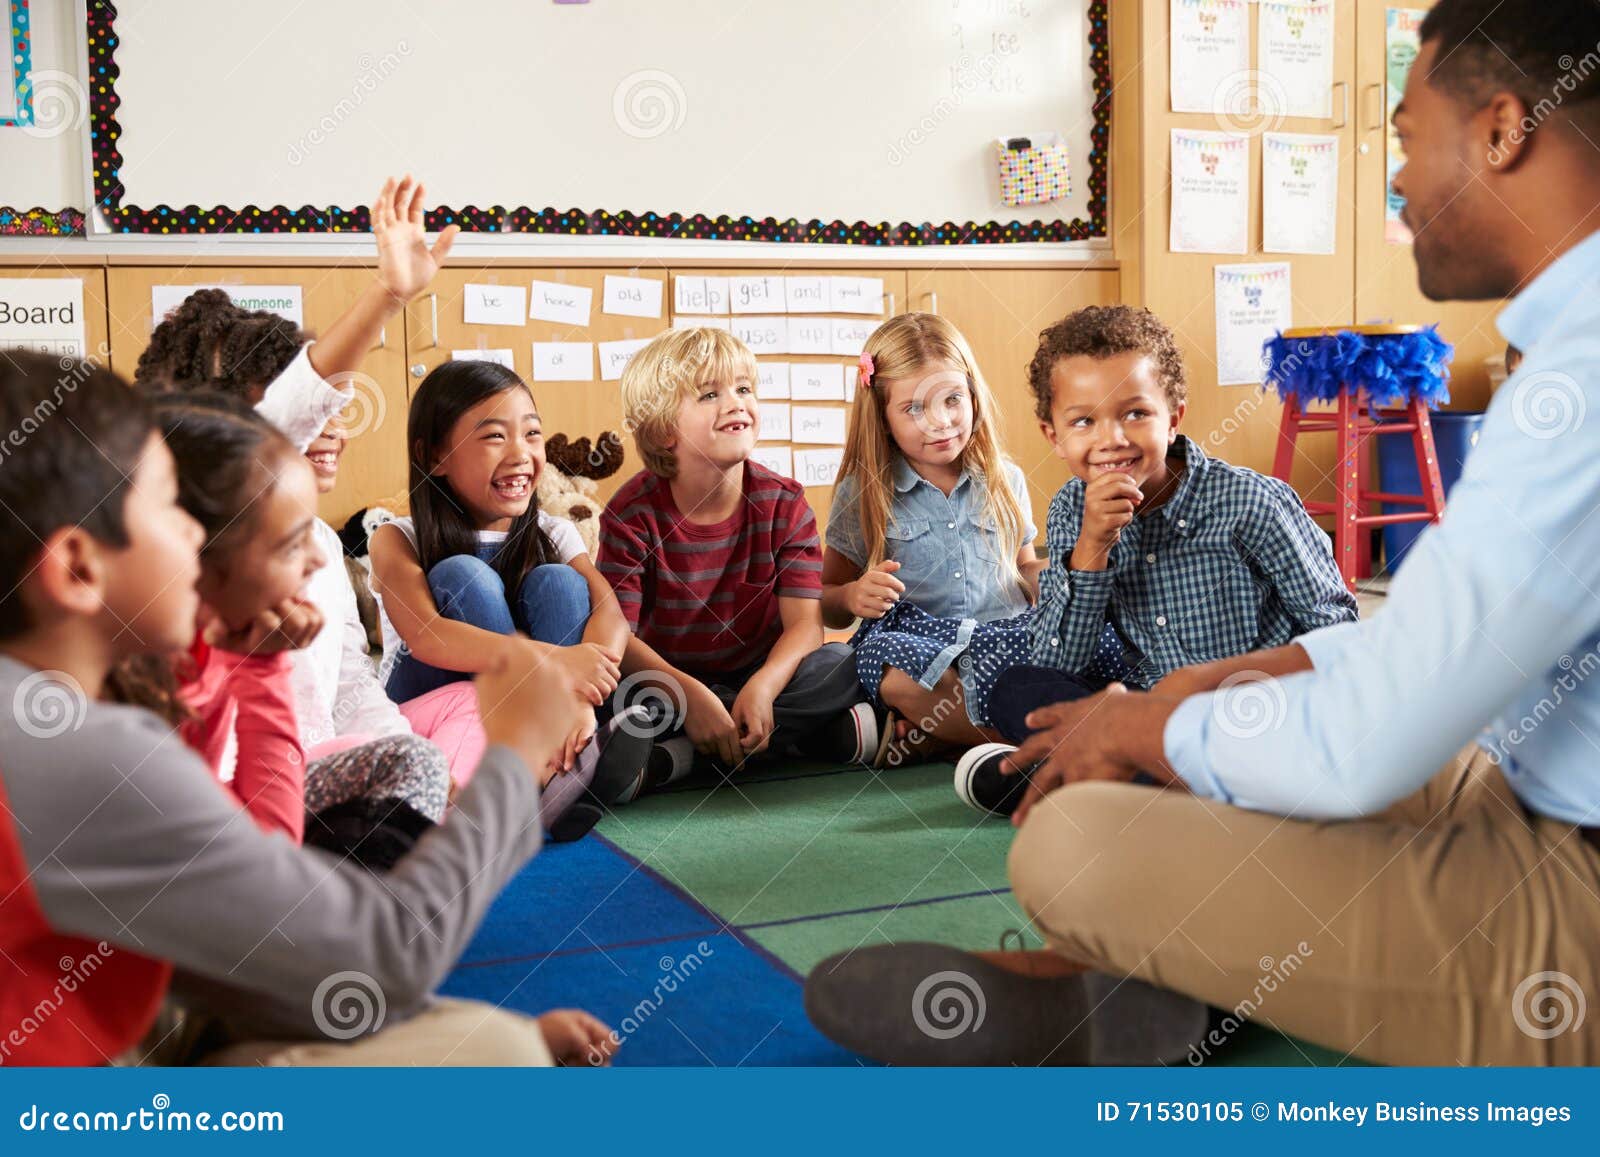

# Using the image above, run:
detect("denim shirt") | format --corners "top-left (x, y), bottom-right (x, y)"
top-left (826, 456), bottom-right (1035, 623)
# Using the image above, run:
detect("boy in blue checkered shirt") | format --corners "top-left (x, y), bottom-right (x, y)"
top-left (956, 306), bottom-right (1357, 815)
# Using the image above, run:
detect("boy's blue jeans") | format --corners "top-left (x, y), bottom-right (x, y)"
top-left (989, 665), bottom-right (1158, 786)
top-left (385, 551), bottom-right (590, 702)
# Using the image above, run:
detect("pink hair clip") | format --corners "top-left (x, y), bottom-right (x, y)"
top-left (858, 351), bottom-right (876, 391)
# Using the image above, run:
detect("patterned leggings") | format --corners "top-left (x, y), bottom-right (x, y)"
top-left (303, 734), bottom-right (451, 823)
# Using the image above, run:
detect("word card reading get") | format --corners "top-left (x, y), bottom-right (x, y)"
top-left (603, 275), bottom-right (664, 320)
top-left (532, 342), bottom-right (594, 382)
top-left (463, 284), bottom-right (528, 327)
top-left (528, 280), bottom-right (593, 326)
top-left (730, 276), bottom-right (784, 314)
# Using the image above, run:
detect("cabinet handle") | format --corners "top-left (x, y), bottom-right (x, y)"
top-left (923, 291), bottom-right (939, 315)
top-left (1332, 81), bottom-right (1349, 129)
top-left (887, 292), bottom-right (896, 316)
top-left (373, 325), bottom-right (386, 351)
top-left (1365, 83), bottom-right (1385, 132)
top-left (427, 294), bottom-right (439, 349)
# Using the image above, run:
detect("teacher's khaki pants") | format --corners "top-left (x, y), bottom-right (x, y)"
top-left (1008, 744), bottom-right (1600, 1065)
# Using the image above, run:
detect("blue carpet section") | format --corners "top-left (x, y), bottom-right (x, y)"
top-left (442, 835), bottom-right (864, 1066)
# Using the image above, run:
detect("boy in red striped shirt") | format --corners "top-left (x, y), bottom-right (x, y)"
top-left (599, 328), bottom-right (878, 794)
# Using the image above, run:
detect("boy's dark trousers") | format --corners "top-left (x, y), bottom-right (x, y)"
top-left (988, 665), bottom-right (1159, 787)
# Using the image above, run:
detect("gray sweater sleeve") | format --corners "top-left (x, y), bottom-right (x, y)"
top-left (4, 698), bottom-right (541, 1038)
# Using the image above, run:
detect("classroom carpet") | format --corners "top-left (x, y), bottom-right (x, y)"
top-left (441, 758), bottom-right (1356, 1067)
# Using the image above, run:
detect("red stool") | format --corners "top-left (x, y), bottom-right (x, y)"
top-left (1269, 325), bottom-right (1447, 592)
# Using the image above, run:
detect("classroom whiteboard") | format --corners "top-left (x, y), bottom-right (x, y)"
top-left (99, 0), bottom-right (1107, 243)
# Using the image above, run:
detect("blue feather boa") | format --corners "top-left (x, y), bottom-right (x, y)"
top-left (1264, 326), bottom-right (1454, 408)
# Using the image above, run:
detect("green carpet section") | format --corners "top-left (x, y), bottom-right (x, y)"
top-left (597, 759), bottom-right (1360, 1067)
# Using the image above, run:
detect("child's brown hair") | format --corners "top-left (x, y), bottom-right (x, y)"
top-left (135, 288), bottom-right (307, 398)
top-left (1026, 306), bottom-right (1187, 423)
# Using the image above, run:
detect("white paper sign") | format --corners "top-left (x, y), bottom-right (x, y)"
top-left (730, 276), bottom-right (785, 314)
top-left (528, 280), bottom-right (593, 326)
top-left (750, 445), bottom-right (794, 479)
top-left (462, 283), bottom-right (528, 327)
top-left (794, 447), bottom-right (844, 488)
top-left (1170, 130), bottom-right (1250, 254)
top-left (0, 279), bottom-right (87, 357)
top-left (830, 319), bottom-right (877, 357)
top-left (790, 363), bottom-right (847, 401)
top-left (1263, 133), bottom-right (1339, 255)
top-left (731, 316), bottom-right (789, 356)
top-left (792, 406), bottom-right (848, 446)
top-left (532, 341), bottom-right (595, 382)
top-left (1170, 0), bottom-right (1250, 114)
top-left (602, 275), bottom-right (664, 320)
top-left (759, 402), bottom-right (792, 442)
top-left (784, 277), bottom-right (830, 313)
top-left (598, 338), bottom-right (653, 381)
top-left (828, 277), bottom-right (885, 315)
top-left (674, 276), bottom-right (730, 315)
top-left (1214, 263), bottom-right (1292, 386)
top-left (756, 362), bottom-right (791, 399)
top-left (788, 317), bottom-right (833, 355)
top-left (1260, 1), bottom-right (1335, 119)
top-left (451, 348), bottom-right (515, 369)
top-left (673, 316), bottom-right (732, 331)
top-left (150, 283), bottom-right (304, 329)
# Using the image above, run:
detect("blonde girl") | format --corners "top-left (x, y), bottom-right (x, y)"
top-left (821, 313), bottom-right (1043, 759)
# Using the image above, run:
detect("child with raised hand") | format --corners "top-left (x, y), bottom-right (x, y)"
top-left (0, 351), bottom-right (614, 1066)
top-left (598, 327), bottom-right (875, 794)
top-left (130, 175), bottom-right (456, 842)
top-left (955, 305), bottom-right (1357, 817)
top-left (135, 174), bottom-right (456, 450)
top-left (369, 360), bottom-right (650, 837)
top-left (822, 312), bottom-right (1042, 763)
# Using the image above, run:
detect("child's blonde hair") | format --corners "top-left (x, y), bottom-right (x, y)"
top-left (620, 327), bottom-right (760, 478)
top-left (838, 312), bottom-right (1028, 590)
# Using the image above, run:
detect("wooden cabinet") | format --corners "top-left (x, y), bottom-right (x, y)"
top-left (403, 268), bottom-right (670, 517)
top-left (105, 266), bottom-right (412, 529)
top-left (906, 267), bottom-right (1122, 534)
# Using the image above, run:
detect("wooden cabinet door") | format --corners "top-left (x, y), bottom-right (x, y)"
top-left (0, 263), bottom-right (111, 362)
top-left (1355, 0), bottom-right (1505, 410)
top-left (905, 268), bottom-right (1120, 535)
top-left (105, 266), bottom-right (411, 529)
top-left (402, 268), bottom-right (670, 515)
top-left (667, 268), bottom-right (909, 534)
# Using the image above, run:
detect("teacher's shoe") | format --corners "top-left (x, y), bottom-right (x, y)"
top-left (804, 943), bottom-right (1207, 1066)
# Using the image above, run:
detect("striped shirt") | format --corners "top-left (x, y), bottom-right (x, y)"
top-left (598, 462), bottom-right (823, 679)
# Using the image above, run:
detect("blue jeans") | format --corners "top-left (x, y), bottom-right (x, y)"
top-left (385, 552), bottom-right (591, 702)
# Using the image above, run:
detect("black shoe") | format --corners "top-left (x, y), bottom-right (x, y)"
top-left (545, 799), bottom-right (604, 844)
top-left (804, 942), bottom-right (1208, 1066)
top-left (954, 743), bottom-right (1029, 816)
top-left (800, 702), bottom-right (883, 767)
top-left (585, 706), bottom-right (653, 809)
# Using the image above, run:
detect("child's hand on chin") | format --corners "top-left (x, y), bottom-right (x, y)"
top-left (536, 1009), bottom-right (617, 1066)
top-left (202, 597), bottom-right (325, 657)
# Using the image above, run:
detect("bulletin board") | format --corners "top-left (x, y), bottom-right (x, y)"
top-left (88, 0), bottom-right (1110, 245)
